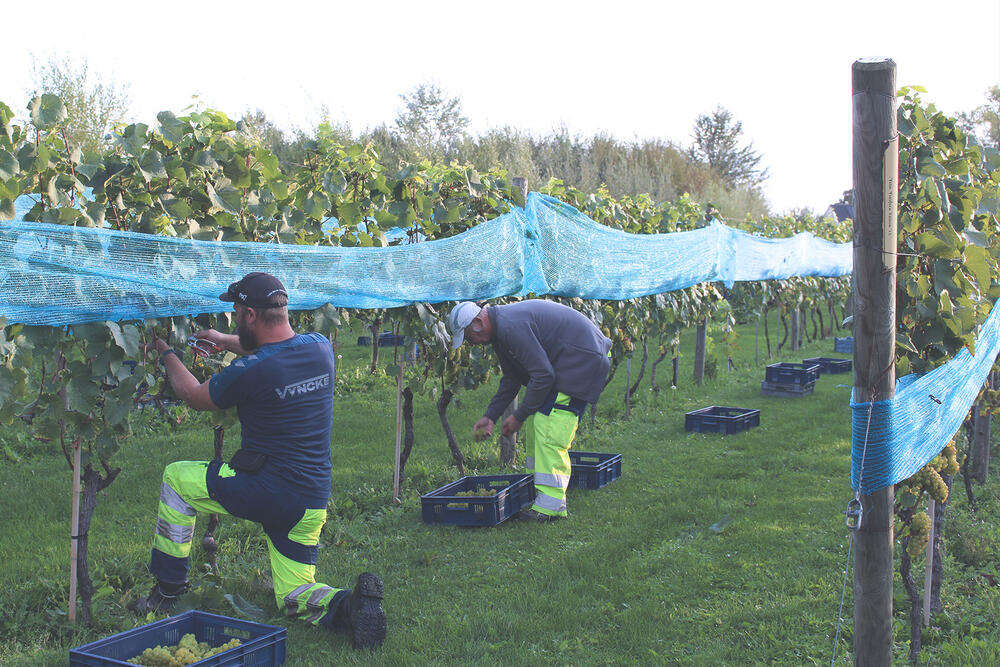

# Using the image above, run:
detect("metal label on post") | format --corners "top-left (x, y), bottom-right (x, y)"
top-left (882, 135), bottom-right (899, 271)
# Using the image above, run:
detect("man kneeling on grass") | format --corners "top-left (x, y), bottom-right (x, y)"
top-left (133, 271), bottom-right (386, 650)
top-left (449, 299), bottom-right (612, 522)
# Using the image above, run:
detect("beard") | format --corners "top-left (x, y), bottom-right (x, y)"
top-left (237, 319), bottom-right (258, 351)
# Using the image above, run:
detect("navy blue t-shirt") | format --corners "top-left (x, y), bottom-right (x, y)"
top-left (209, 332), bottom-right (334, 503)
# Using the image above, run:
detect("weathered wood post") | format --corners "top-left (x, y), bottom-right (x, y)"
top-left (498, 177), bottom-right (528, 465)
top-left (852, 56), bottom-right (897, 667)
top-left (790, 306), bottom-right (800, 351)
top-left (970, 402), bottom-right (991, 484)
top-left (693, 320), bottom-right (707, 384)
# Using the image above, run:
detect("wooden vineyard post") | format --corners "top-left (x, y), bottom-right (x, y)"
top-left (68, 438), bottom-right (81, 623)
top-left (625, 355), bottom-right (632, 418)
top-left (393, 366), bottom-right (403, 501)
top-left (790, 306), bottom-right (799, 351)
top-left (693, 319), bottom-right (707, 384)
top-left (923, 498), bottom-right (935, 626)
top-left (851, 57), bottom-right (897, 667)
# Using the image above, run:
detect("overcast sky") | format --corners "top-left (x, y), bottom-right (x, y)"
top-left (3, 0), bottom-right (998, 215)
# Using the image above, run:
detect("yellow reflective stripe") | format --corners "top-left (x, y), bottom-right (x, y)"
top-left (283, 583), bottom-right (314, 613)
top-left (532, 492), bottom-right (566, 513)
top-left (287, 508), bottom-right (326, 546)
top-left (534, 472), bottom-right (570, 489)
top-left (155, 517), bottom-right (194, 544)
top-left (306, 586), bottom-right (335, 610)
top-left (153, 533), bottom-right (190, 558)
top-left (159, 482), bottom-right (195, 516)
top-left (284, 584), bottom-right (335, 620)
top-left (158, 503), bottom-right (195, 528)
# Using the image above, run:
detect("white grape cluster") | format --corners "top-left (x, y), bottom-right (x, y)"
top-left (129, 633), bottom-right (241, 666)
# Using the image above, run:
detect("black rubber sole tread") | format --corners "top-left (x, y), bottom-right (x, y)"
top-left (350, 573), bottom-right (386, 649)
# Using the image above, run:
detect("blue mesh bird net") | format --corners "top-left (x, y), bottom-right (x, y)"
top-left (1, 189), bottom-right (994, 490)
top-left (0, 192), bottom-right (851, 326)
top-left (850, 299), bottom-right (1000, 494)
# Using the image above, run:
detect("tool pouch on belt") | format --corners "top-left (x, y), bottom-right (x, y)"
top-left (229, 449), bottom-right (268, 473)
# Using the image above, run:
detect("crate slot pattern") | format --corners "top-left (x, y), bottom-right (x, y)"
top-left (568, 451), bottom-right (622, 489)
top-left (685, 406), bottom-right (761, 435)
top-left (421, 474), bottom-right (533, 526)
top-left (802, 357), bottom-right (852, 374)
top-left (834, 336), bottom-right (854, 353)
top-left (764, 362), bottom-right (820, 386)
top-left (761, 380), bottom-right (815, 397)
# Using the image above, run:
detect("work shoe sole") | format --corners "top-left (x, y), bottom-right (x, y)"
top-left (516, 508), bottom-right (563, 522)
top-left (348, 572), bottom-right (386, 649)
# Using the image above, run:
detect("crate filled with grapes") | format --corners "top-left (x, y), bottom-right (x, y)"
top-left (421, 474), bottom-right (533, 526)
top-left (69, 610), bottom-right (286, 666)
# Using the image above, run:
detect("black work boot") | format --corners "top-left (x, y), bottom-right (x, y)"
top-left (130, 581), bottom-right (189, 615)
top-left (345, 573), bottom-right (386, 649)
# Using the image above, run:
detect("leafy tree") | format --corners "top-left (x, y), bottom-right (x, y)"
top-left (393, 82), bottom-right (469, 161)
top-left (240, 109), bottom-right (352, 173)
top-left (957, 85), bottom-right (1000, 150)
top-left (27, 54), bottom-right (131, 155)
top-left (687, 105), bottom-right (768, 188)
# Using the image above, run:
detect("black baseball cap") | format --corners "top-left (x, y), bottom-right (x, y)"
top-left (219, 272), bottom-right (288, 308)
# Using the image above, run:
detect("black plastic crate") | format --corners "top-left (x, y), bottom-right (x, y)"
top-left (69, 610), bottom-right (286, 666)
top-left (421, 474), bottom-right (533, 526)
top-left (357, 331), bottom-right (405, 347)
top-left (802, 357), bottom-right (852, 374)
top-left (834, 336), bottom-right (854, 353)
top-left (568, 451), bottom-right (622, 489)
top-left (685, 406), bottom-right (760, 435)
top-left (764, 362), bottom-right (820, 386)
top-left (761, 380), bottom-right (815, 398)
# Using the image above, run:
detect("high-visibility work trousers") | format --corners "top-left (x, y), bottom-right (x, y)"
top-left (524, 392), bottom-right (580, 517)
top-left (149, 460), bottom-right (347, 627)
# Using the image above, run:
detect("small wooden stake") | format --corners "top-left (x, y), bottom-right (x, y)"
top-left (69, 439), bottom-right (81, 623)
top-left (924, 498), bottom-right (935, 626)
top-left (393, 366), bottom-right (403, 502)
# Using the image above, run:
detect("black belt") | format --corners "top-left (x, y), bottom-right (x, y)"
top-left (538, 390), bottom-right (587, 417)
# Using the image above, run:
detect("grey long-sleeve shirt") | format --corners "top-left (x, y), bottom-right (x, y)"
top-left (483, 300), bottom-right (612, 424)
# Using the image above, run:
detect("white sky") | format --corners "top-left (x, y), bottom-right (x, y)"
top-left (3, 0), bottom-right (999, 214)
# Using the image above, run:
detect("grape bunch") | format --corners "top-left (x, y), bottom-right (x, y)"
top-left (896, 440), bottom-right (964, 557)
top-left (129, 633), bottom-right (241, 666)
top-left (906, 510), bottom-right (932, 557)
top-left (456, 488), bottom-right (498, 497)
top-left (449, 488), bottom-right (497, 509)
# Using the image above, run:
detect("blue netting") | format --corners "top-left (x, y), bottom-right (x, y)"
top-left (0, 192), bottom-right (851, 326)
top-left (3, 189), bottom-right (994, 490)
top-left (851, 299), bottom-right (1000, 494)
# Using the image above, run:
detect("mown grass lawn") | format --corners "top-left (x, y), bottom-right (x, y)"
top-left (2, 319), bottom-right (999, 665)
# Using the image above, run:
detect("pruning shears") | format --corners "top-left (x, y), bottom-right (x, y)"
top-left (187, 336), bottom-right (220, 357)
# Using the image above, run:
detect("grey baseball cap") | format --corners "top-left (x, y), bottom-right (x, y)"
top-left (448, 302), bottom-right (482, 348)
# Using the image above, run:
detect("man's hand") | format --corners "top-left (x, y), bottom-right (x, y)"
top-left (191, 329), bottom-right (227, 354)
top-left (473, 417), bottom-right (495, 441)
top-left (501, 414), bottom-right (522, 437)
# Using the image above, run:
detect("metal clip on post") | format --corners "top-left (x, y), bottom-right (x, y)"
top-left (844, 497), bottom-right (863, 531)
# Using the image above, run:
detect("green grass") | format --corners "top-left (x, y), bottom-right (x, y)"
top-left (2, 320), bottom-right (999, 665)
